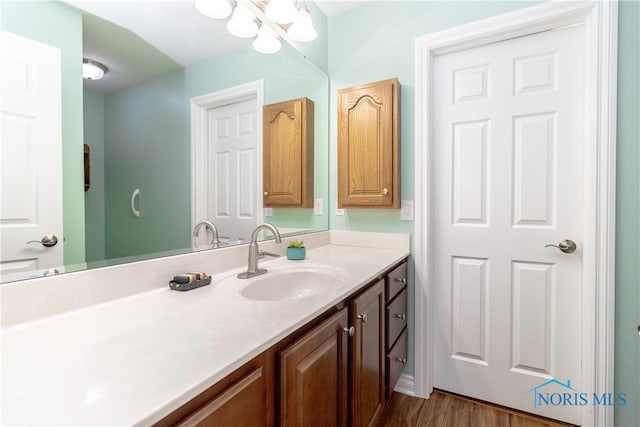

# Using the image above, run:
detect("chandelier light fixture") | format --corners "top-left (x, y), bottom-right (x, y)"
top-left (195, 0), bottom-right (317, 54)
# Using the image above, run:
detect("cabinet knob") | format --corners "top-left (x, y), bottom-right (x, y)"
top-left (383, 188), bottom-right (389, 195)
top-left (263, 191), bottom-right (269, 197)
top-left (395, 313), bottom-right (407, 321)
top-left (396, 357), bottom-right (407, 365)
top-left (394, 277), bottom-right (407, 285)
top-left (357, 313), bottom-right (367, 323)
top-left (343, 326), bottom-right (355, 336)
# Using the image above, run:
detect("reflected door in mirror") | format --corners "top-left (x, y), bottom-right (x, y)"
top-left (1, 31), bottom-right (64, 280)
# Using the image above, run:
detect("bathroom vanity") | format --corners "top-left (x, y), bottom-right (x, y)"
top-left (0, 231), bottom-right (409, 426)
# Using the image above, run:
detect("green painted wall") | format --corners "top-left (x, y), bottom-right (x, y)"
top-left (1, 0), bottom-right (86, 265)
top-left (615, 1), bottom-right (640, 426)
top-left (83, 90), bottom-right (106, 262)
top-left (328, 2), bottom-right (639, 425)
top-left (103, 70), bottom-right (189, 259)
top-left (102, 41), bottom-right (328, 259)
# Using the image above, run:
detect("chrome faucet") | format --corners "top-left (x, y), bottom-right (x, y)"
top-left (237, 224), bottom-right (282, 279)
top-left (193, 221), bottom-right (221, 248)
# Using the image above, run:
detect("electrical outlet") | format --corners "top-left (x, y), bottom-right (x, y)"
top-left (314, 199), bottom-right (323, 215)
top-left (264, 208), bottom-right (273, 217)
top-left (401, 200), bottom-right (414, 221)
top-left (335, 199), bottom-right (345, 216)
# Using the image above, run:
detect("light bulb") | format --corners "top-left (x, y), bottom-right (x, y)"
top-left (194, 0), bottom-right (232, 19)
top-left (287, 8), bottom-right (317, 42)
top-left (226, 5), bottom-right (258, 38)
top-left (265, 0), bottom-right (297, 24)
top-left (253, 24), bottom-right (281, 54)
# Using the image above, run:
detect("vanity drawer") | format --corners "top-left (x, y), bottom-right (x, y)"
top-left (385, 262), bottom-right (407, 302)
top-left (386, 328), bottom-right (407, 398)
top-left (386, 288), bottom-right (407, 351)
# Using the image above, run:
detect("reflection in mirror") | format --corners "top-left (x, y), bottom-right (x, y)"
top-left (0, 0), bottom-right (329, 284)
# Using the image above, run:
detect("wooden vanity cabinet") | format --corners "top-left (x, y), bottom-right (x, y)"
top-left (155, 353), bottom-right (273, 427)
top-left (338, 78), bottom-right (400, 209)
top-left (263, 97), bottom-right (314, 208)
top-left (278, 309), bottom-right (349, 427)
top-left (350, 279), bottom-right (385, 427)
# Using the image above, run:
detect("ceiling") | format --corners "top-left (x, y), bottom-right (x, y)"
top-left (63, 0), bottom-right (369, 94)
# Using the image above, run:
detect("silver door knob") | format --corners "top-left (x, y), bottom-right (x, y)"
top-left (395, 313), bottom-right (407, 321)
top-left (343, 326), bottom-right (355, 336)
top-left (357, 313), bottom-right (367, 323)
top-left (545, 239), bottom-right (577, 254)
top-left (26, 235), bottom-right (58, 247)
top-left (396, 357), bottom-right (407, 365)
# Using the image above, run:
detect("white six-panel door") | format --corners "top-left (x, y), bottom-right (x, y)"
top-left (0, 31), bottom-right (63, 280)
top-left (432, 25), bottom-right (584, 424)
top-left (206, 98), bottom-right (258, 241)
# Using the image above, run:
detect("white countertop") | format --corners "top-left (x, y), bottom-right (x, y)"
top-left (1, 244), bottom-right (408, 426)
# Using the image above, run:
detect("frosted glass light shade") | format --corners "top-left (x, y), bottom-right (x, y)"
top-left (287, 8), bottom-right (317, 42)
top-left (265, 0), bottom-right (297, 24)
top-left (82, 59), bottom-right (107, 80)
top-left (253, 25), bottom-right (281, 54)
top-left (226, 5), bottom-right (258, 38)
top-left (194, 0), bottom-right (232, 19)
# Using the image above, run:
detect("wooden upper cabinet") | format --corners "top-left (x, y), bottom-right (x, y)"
top-left (263, 97), bottom-right (314, 208)
top-left (338, 78), bottom-right (400, 208)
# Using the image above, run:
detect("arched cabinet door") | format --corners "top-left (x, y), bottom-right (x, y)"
top-left (338, 78), bottom-right (400, 209)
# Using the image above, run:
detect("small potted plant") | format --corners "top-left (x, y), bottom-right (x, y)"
top-left (286, 239), bottom-right (306, 260)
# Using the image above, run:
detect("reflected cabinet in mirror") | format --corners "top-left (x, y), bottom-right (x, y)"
top-left (0, 0), bottom-right (329, 283)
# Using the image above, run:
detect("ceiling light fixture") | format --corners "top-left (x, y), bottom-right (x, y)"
top-left (287, 5), bottom-right (317, 42)
top-left (253, 24), bottom-right (282, 54)
top-left (265, 0), bottom-right (297, 25)
top-left (194, 0), bottom-right (232, 19)
top-left (82, 59), bottom-right (108, 80)
top-left (194, 0), bottom-right (316, 55)
top-left (226, 4), bottom-right (259, 38)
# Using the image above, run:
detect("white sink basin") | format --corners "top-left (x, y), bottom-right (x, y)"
top-left (223, 264), bottom-right (351, 302)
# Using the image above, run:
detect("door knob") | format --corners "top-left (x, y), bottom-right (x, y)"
top-left (263, 191), bottom-right (269, 197)
top-left (382, 188), bottom-right (389, 195)
top-left (357, 313), bottom-right (367, 323)
top-left (395, 313), bottom-right (407, 321)
top-left (545, 239), bottom-right (577, 254)
top-left (343, 326), bottom-right (355, 336)
top-left (26, 235), bottom-right (58, 247)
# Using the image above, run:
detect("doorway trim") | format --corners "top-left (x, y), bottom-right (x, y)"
top-left (190, 80), bottom-right (264, 248)
top-left (413, 2), bottom-right (618, 426)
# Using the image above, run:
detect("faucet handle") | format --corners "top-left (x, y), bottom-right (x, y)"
top-left (258, 250), bottom-right (280, 259)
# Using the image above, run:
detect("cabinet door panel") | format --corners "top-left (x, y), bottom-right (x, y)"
top-left (385, 262), bottom-right (407, 302)
top-left (263, 97), bottom-right (314, 207)
top-left (338, 78), bottom-right (399, 208)
top-left (178, 368), bottom-right (265, 427)
top-left (279, 309), bottom-right (349, 427)
top-left (351, 279), bottom-right (385, 427)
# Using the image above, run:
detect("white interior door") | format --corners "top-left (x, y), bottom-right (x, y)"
top-left (206, 98), bottom-right (258, 241)
top-left (0, 31), bottom-right (63, 280)
top-left (432, 25), bottom-right (584, 424)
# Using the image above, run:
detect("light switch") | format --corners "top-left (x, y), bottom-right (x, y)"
top-left (264, 208), bottom-right (273, 217)
top-left (314, 199), bottom-right (323, 215)
top-left (335, 199), bottom-right (345, 216)
top-left (401, 200), bottom-right (414, 221)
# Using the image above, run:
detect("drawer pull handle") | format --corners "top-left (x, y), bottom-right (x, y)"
top-left (357, 313), bottom-right (367, 323)
top-left (396, 357), bottom-right (407, 365)
top-left (343, 326), bottom-right (355, 336)
top-left (395, 313), bottom-right (407, 321)
top-left (394, 277), bottom-right (407, 285)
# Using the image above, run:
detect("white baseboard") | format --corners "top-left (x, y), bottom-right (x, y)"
top-left (393, 374), bottom-right (416, 397)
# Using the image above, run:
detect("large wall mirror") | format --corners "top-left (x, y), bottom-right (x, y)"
top-left (0, 0), bottom-right (329, 283)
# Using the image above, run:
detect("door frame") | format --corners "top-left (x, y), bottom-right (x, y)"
top-left (190, 80), bottom-right (264, 248)
top-left (413, 2), bottom-right (618, 426)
